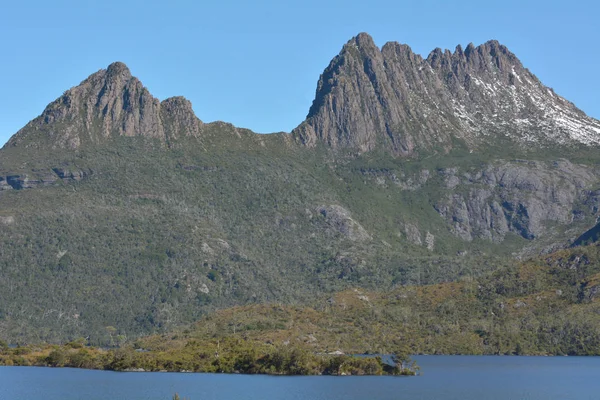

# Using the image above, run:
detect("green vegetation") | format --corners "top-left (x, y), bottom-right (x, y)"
top-left (2, 243), bottom-right (600, 378)
top-left (131, 242), bottom-right (600, 357)
top-left (0, 131), bottom-right (539, 344)
top-left (159, 242), bottom-right (600, 357)
top-left (0, 336), bottom-right (414, 376)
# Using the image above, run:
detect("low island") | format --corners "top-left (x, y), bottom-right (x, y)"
top-left (0, 337), bottom-right (416, 376)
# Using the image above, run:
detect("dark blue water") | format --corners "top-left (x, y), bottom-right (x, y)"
top-left (1, 356), bottom-right (600, 400)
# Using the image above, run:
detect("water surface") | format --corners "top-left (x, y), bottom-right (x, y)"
top-left (1, 356), bottom-right (599, 400)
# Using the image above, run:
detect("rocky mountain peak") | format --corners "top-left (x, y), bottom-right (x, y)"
top-left (5, 62), bottom-right (203, 150)
top-left (106, 61), bottom-right (132, 79)
top-left (294, 34), bottom-right (600, 156)
top-left (160, 96), bottom-right (202, 139)
top-left (343, 32), bottom-right (380, 58)
top-left (353, 32), bottom-right (378, 48)
top-left (464, 41), bottom-right (520, 75)
top-left (161, 96), bottom-right (194, 112)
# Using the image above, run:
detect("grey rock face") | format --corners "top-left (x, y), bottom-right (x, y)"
top-left (6, 62), bottom-right (203, 149)
top-left (317, 205), bottom-right (371, 241)
top-left (160, 96), bottom-right (202, 141)
top-left (434, 160), bottom-right (599, 241)
top-left (294, 33), bottom-right (600, 155)
top-left (0, 165), bottom-right (91, 191)
top-left (4, 173), bottom-right (57, 189)
top-left (403, 222), bottom-right (422, 245)
top-left (52, 167), bottom-right (89, 182)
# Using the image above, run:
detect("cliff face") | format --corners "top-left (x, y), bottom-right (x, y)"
top-left (293, 33), bottom-right (600, 155)
top-left (5, 62), bottom-right (203, 150)
top-left (433, 160), bottom-right (599, 243)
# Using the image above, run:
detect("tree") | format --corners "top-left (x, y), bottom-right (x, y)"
top-left (389, 341), bottom-right (415, 374)
top-left (105, 326), bottom-right (117, 346)
top-left (46, 349), bottom-right (67, 367)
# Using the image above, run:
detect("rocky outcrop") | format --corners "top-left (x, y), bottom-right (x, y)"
top-left (52, 167), bottom-right (88, 182)
top-left (317, 205), bottom-right (371, 241)
top-left (403, 223), bottom-right (423, 246)
top-left (4, 173), bottom-right (57, 189)
top-left (434, 160), bottom-right (599, 241)
top-left (5, 62), bottom-right (203, 149)
top-left (0, 166), bottom-right (90, 190)
top-left (160, 96), bottom-right (202, 141)
top-left (294, 33), bottom-right (600, 155)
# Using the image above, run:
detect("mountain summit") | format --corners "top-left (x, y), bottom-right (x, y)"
top-left (293, 33), bottom-right (600, 156)
top-left (6, 62), bottom-right (203, 149)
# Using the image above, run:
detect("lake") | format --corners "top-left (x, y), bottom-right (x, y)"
top-left (1, 355), bottom-right (599, 400)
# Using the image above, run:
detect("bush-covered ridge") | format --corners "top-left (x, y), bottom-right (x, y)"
top-left (3, 243), bottom-right (600, 373)
top-left (135, 243), bottom-right (600, 357)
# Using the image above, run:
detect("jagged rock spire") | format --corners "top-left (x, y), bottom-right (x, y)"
top-left (294, 33), bottom-right (600, 156)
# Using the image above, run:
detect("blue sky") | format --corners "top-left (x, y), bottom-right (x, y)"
top-left (1, 0), bottom-right (598, 145)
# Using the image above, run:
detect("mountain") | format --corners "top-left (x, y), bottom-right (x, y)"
top-left (293, 33), bottom-right (600, 156)
top-left (1, 33), bottom-right (600, 345)
top-left (6, 62), bottom-right (202, 150)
